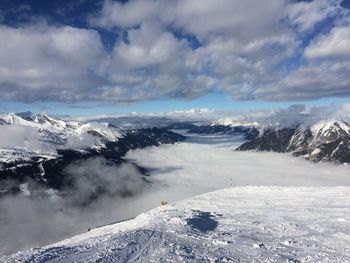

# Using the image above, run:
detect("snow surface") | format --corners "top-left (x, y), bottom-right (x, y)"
top-left (2, 186), bottom-right (349, 262)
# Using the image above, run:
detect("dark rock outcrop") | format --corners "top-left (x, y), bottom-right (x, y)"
top-left (237, 121), bottom-right (350, 164)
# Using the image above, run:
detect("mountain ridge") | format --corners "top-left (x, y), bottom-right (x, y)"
top-left (0, 113), bottom-right (186, 202)
top-left (237, 120), bottom-right (350, 164)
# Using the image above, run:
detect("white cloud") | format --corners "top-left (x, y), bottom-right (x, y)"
top-left (0, 125), bottom-right (41, 150)
top-left (286, 0), bottom-right (341, 32)
top-left (112, 23), bottom-right (184, 70)
top-left (64, 132), bottom-right (96, 149)
top-left (63, 158), bottom-right (146, 205)
top-left (125, 134), bottom-right (350, 200)
top-left (92, 0), bottom-right (289, 42)
top-left (91, 0), bottom-right (296, 102)
top-left (251, 61), bottom-right (350, 101)
top-left (89, 0), bottom-right (350, 103)
top-left (99, 20), bottom-right (216, 101)
top-left (0, 159), bottom-right (148, 255)
top-left (0, 0), bottom-right (349, 103)
top-left (169, 0), bottom-right (287, 42)
top-left (90, 0), bottom-right (160, 29)
top-left (305, 26), bottom-right (350, 59)
top-left (0, 25), bottom-right (106, 102)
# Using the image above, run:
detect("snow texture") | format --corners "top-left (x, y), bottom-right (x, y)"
top-left (2, 186), bottom-right (349, 262)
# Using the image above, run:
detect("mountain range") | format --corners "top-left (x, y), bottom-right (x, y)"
top-left (1, 112), bottom-right (349, 203)
top-left (237, 121), bottom-right (350, 164)
top-left (0, 113), bottom-right (185, 202)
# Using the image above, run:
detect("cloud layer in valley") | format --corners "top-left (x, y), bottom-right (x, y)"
top-left (0, 0), bottom-right (349, 104)
top-left (0, 158), bottom-right (149, 255)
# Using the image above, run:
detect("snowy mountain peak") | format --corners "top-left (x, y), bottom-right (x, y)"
top-left (288, 120), bottom-right (350, 148)
top-left (32, 114), bottom-right (67, 130)
top-left (0, 112), bottom-right (121, 142)
top-left (212, 118), bottom-right (259, 128)
top-left (0, 113), bottom-right (126, 165)
top-left (238, 120), bottom-right (350, 164)
top-left (311, 120), bottom-right (350, 139)
top-left (0, 112), bottom-right (38, 126)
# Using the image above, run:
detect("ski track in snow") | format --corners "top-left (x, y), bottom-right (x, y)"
top-left (2, 186), bottom-right (350, 262)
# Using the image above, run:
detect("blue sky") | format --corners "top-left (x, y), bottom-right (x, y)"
top-left (0, 0), bottom-right (349, 116)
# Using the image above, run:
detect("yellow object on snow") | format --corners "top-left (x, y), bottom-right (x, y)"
top-left (160, 200), bottom-right (168, 205)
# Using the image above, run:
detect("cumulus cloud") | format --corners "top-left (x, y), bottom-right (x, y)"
top-left (0, 24), bottom-right (106, 102)
top-left (91, 0), bottom-right (298, 102)
top-left (112, 23), bottom-right (184, 70)
top-left (286, 0), bottom-right (342, 32)
top-left (0, 0), bottom-right (349, 103)
top-left (90, 0), bottom-right (160, 29)
top-left (248, 23), bottom-right (350, 101)
top-left (304, 26), bottom-right (350, 59)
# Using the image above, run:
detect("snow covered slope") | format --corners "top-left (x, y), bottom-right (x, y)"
top-left (3, 186), bottom-right (349, 262)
